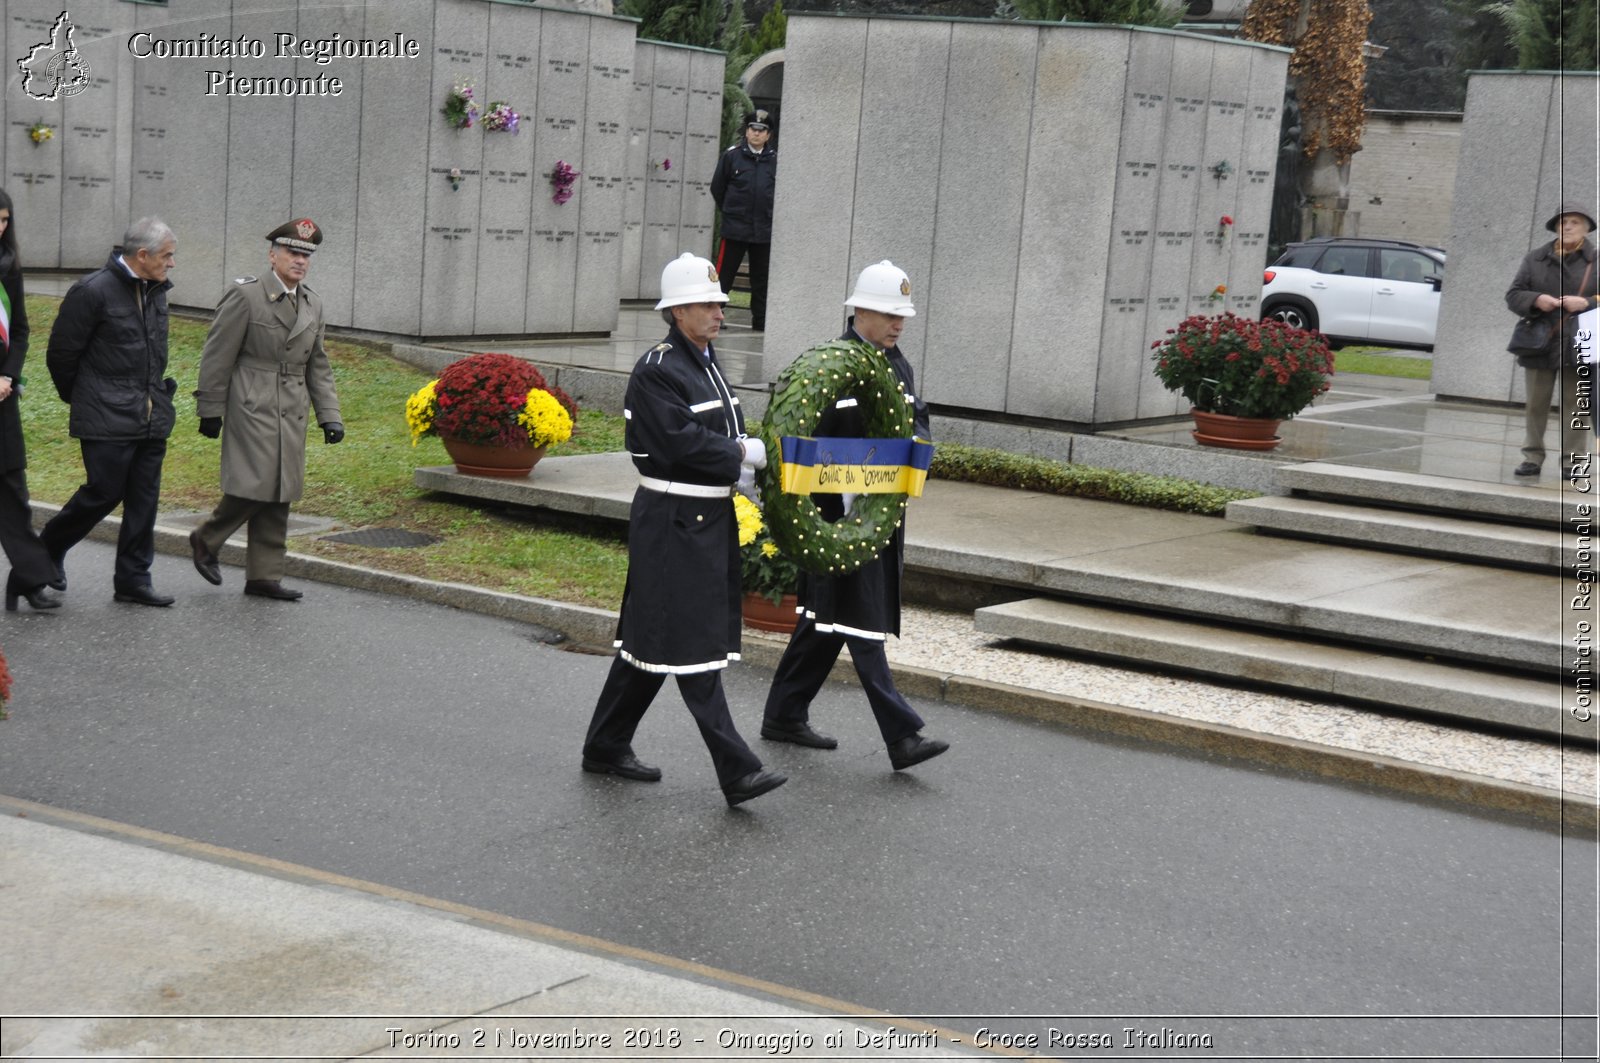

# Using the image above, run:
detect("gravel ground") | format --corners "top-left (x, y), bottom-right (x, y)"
top-left (873, 604), bottom-right (1596, 797)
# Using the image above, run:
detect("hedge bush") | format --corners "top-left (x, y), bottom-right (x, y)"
top-left (928, 443), bottom-right (1257, 516)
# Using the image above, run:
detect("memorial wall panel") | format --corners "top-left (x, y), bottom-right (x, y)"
top-left (290, 0), bottom-right (369, 328)
top-left (1137, 33), bottom-right (1212, 418)
top-left (620, 43), bottom-right (654, 298)
top-left (525, 10), bottom-right (589, 333)
top-left (572, 17), bottom-right (631, 331)
top-left (681, 49), bottom-right (722, 266)
top-left (1436, 74), bottom-right (1596, 404)
top-left (473, 2), bottom-right (542, 334)
top-left (1010, 27), bottom-right (1127, 423)
top-left (640, 45), bottom-right (688, 299)
top-left (421, 0), bottom-right (488, 336)
top-left (9, 3), bottom-right (69, 268)
top-left (1097, 31), bottom-right (1172, 424)
top-left (56, 0), bottom-right (127, 268)
top-left (924, 21), bottom-right (1034, 412)
top-left (763, 19), bottom-right (867, 370)
top-left (355, 0), bottom-right (434, 334)
top-left (222, 0), bottom-right (297, 304)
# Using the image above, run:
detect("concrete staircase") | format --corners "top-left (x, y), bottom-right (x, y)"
top-left (974, 462), bottom-right (1585, 742)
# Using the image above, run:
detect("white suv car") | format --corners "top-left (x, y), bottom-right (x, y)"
top-left (1260, 237), bottom-right (1446, 351)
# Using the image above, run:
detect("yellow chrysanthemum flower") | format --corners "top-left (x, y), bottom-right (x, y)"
top-left (732, 493), bottom-right (764, 548)
top-left (404, 380), bottom-right (438, 445)
top-left (517, 388), bottom-right (574, 448)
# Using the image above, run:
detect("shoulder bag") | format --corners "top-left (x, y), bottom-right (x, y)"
top-left (1509, 259), bottom-right (1594, 357)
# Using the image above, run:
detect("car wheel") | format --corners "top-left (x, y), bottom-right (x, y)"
top-left (1263, 299), bottom-right (1317, 332)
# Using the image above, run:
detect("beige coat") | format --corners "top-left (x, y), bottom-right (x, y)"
top-left (194, 273), bottom-right (340, 501)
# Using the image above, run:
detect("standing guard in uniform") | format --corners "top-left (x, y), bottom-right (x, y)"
top-left (710, 109), bottom-right (776, 332)
top-left (189, 218), bottom-right (343, 601)
top-left (581, 252), bottom-right (787, 807)
top-left (760, 261), bottom-right (950, 772)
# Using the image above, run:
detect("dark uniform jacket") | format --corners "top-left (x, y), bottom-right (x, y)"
top-left (615, 325), bottom-right (748, 673)
top-left (710, 140), bottom-right (776, 244)
top-left (0, 272), bottom-right (29, 472)
top-left (1506, 237), bottom-right (1600, 370)
top-left (798, 326), bottom-right (932, 640)
top-left (194, 272), bottom-right (341, 502)
top-left (46, 251), bottom-right (176, 441)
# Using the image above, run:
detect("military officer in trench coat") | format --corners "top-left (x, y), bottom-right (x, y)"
top-left (580, 252), bottom-right (787, 808)
top-left (189, 218), bottom-right (343, 601)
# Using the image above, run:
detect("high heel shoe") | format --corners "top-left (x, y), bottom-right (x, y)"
top-left (6, 576), bottom-right (61, 612)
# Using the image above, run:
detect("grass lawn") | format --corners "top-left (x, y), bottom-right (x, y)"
top-left (20, 295), bottom-right (631, 608)
top-left (1332, 346), bottom-right (1433, 380)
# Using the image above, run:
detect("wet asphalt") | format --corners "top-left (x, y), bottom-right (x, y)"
top-left (0, 539), bottom-right (1593, 1059)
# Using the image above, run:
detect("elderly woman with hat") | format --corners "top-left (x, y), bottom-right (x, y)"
top-left (1507, 201), bottom-right (1600, 478)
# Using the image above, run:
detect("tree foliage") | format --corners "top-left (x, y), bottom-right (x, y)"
top-left (995, 0), bottom-right (1183, 26)
top-left (1486, 0), bottom-right (1598, 71)
top-left (1241, 0), bottom-right (1373, 166)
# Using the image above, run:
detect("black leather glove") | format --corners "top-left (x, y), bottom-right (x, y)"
top-left (321, 421), bottom-right (345, 445)
top-left (198, 416), bottom-right (222, 439)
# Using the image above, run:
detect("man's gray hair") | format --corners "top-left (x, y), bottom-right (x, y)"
top-left (660, 308), bottom-right (677, 327)
top-left (123, 216), bottom-right (174, 255)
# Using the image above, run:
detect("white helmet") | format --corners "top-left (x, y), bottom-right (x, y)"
top-left (656, 252), bottom-right (729, 310)
top-left (844, 260), bottom-right (916, 317)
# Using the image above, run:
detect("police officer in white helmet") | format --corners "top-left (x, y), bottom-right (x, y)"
top-left (760, 261), bottom-right (950, 772)
top-left (581, 252), bottom-right (787, 807)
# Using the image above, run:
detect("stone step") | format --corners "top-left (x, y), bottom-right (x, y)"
top-left (1226, 495), bottom-right (1577, 573)
top-left (973, 597), bottom-right (1586, 742)
top-left (1276, 461), bottom-right (1583, 528)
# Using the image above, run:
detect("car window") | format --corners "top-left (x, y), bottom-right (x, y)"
top-left (1275, 245), bottom-right (1323, 268)
top-left (1379, 249), bottom-right (1440, 285)
top-left (1314, 246), bottom-right (1372, 278)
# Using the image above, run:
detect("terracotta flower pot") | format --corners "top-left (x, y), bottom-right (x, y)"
top-left (441, 437), bottom-right (547, 477)
top-left (742, 592), bottom-right (799, 634)
top-left (1190, 409), bottom-right (1283, 451)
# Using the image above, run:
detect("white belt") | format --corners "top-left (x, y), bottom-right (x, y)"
top-left (639, 476), bottom-right (731, 498)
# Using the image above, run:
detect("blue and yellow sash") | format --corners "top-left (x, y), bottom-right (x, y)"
top-left (777, 436), bottom-right (934, 496)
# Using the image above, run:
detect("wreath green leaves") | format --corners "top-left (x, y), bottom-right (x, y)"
top-left (757, 340), bottom-right (916, 576)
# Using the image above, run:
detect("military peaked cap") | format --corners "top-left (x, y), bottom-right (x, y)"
top-left (266, 218), bottom-right (323, 252)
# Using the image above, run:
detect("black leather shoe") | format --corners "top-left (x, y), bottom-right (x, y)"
top-left (244, 579), bottom-right (303, 601)
top-left (113, 585), bottom-right (175, 607)
top-left (1514, 461), bottom-right (1542, 477)
top-left (581, 753), bottom-right (662, 782)
top-left (887, 733), bottom-right (950, 771)
top-left (760, 720), bottom-right (838, 749)
top-left (5, 575), bottom-right (60, 612)
top-left (189, 530), bottom-right (222, 585)
top-left (723, 768), bottom-right (787, 806)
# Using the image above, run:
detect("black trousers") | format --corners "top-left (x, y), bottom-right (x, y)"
top-left (40, 437), bottom-right (167, 592)
top-left (585, 655), bottom-right (761, 786)
top-left (0, 466), bottom-right (56, 592)
top-left (716, 239), bottom-right (770, 331)
top-left (762, 614), bottom-right (924, 745)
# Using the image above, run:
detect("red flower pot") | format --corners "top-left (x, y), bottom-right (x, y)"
top-left (441, 437), bottom-right (547, 477)
top-left (1190, 409), bottom-right (1283, 451)
top-left (742, 593), bottom-right (799, 634)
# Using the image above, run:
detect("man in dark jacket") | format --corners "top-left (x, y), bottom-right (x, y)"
top-left (710, 108), bottom-right (776, 331)
top-left (760, 261), bottom-right (950, 772)
top-left (1508, 202), bottom-right (1600, 479)
top-left (40, 217), bottom-right (178, 606)
top-left (581, 252), bottom-right (786, 807)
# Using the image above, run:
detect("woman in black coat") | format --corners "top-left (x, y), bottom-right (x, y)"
top-left (0, 188), bottom-right (61, 610)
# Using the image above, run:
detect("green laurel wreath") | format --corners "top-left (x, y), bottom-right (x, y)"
top-left (757, 339), bottom-right (916, 576)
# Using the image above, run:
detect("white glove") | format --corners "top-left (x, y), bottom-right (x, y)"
top-left (736, 464), bottom-right (758, 501)
top-left (741, 436), bottom-right (768, 470)
top-left (840, 492), bottom-right (858, 512)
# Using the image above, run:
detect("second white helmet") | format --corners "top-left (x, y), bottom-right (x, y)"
top-left (844, 260), bottom-right (916, 317)
top-left (656, 252), bottom-right (729, 310)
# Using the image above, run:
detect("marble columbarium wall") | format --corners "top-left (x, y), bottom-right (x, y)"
top-left (764, 15), bottom-right (1289, 429)
top-left (1433, 72), bottom-right (1600, 406)
top-left (4, 0), bottom-right (725, 339)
